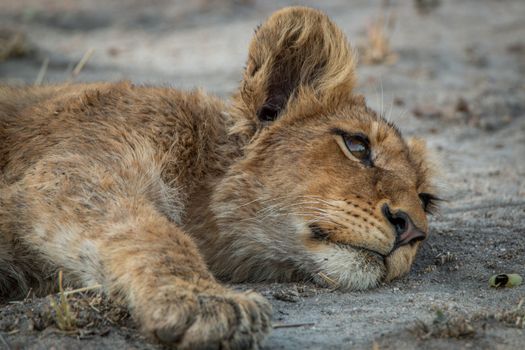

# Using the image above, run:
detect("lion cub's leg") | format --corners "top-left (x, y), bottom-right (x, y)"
top-left (6, 155), bottom-right (271, 349)
top-left (81, 203), bottom-right (271, 348)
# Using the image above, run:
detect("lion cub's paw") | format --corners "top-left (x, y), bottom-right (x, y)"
top-left (141, 290), bottom-right (272, 350)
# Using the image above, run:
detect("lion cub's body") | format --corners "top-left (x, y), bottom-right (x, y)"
top-left (0, 83), bottom-right (229, 293)
top-left (0, 7), bottom-right (436, 349)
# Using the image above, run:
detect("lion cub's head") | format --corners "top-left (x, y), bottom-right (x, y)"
top-left (211, 7), bottom-right (438, 290)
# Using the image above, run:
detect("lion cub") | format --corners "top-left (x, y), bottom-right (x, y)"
top-left (0, 7), bottom-right (437, 349)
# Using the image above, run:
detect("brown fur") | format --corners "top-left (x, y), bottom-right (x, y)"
top-left (0, 7), bottom-right (436, 349)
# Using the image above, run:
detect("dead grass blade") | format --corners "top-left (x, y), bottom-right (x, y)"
top-left (48, 271), bottom-right (77, 331)
top-left (69, 48), bottom-right (95, 80)
top-left (317, 272), bottom-right (340, 289)
top-left (495, 298), bottom-right (525, 328)
top-left (34, 57), bottom-right (49, 85)
top-left (62, 284), bottom-right (102, 296)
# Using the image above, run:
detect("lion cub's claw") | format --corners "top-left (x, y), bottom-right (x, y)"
top-left (149, 291), bottom-right (272, 350)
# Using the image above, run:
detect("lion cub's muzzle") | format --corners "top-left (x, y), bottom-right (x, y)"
top-left (382, 204), bottom-right (427, 250)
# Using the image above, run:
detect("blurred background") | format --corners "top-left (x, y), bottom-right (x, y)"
top-left (1, 0), bottom-right (524, 132)
top-left (1, 1), bottom-right (525, 349)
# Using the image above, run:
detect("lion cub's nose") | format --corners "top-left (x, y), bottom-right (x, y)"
top-left (382, 204), bottom-right (427, 247)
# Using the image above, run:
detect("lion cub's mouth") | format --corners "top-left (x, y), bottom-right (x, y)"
top-left (308, 223), bottom-right (387, 260)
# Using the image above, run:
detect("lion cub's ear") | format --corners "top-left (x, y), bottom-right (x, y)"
top-left (231, 7), bottom-right (356, 135)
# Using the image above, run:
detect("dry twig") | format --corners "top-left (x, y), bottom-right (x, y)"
top-left (272, 322), bottom-right (315, 329)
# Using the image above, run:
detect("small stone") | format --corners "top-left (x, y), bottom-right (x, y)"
top-left (272, 288), bottom-right (300, 303)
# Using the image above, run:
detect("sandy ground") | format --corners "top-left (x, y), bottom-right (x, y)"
top-left (1, 0), bottom-right (524, 349)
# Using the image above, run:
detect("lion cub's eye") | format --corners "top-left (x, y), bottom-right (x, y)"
top-left (331, 129), bottom-right (373, 166)
top-left (343, 134), bottom-right (370, 161)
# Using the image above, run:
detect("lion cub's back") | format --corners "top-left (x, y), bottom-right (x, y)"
top-left (0, 83), bottom-right (125, 172)
top-left (0, 82), bottom-right (228, 187)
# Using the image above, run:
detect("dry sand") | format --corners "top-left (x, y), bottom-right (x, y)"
top-left (0, 0), bottom-right (524, 349)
